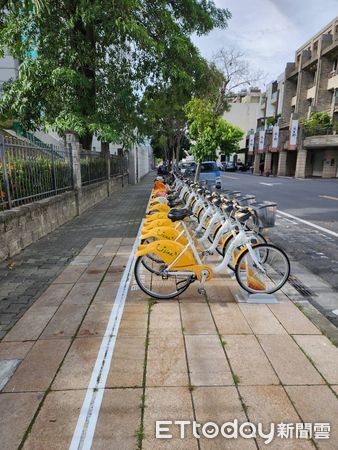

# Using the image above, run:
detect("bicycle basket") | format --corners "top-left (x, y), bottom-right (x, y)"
top-left (252, 202), bottom-right (277, 228)
top-left (224, 190), bottom-right (241, 200)
top-left (236, 195), bottom-right (256, 206)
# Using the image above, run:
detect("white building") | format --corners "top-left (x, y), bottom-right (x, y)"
top-left (222, 88), bottom-right (266, 163)
top-left (0, 54), bottom-right (19, 95)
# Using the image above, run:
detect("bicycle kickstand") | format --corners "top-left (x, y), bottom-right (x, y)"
top-left (197, 270), bottom-right (209, 296)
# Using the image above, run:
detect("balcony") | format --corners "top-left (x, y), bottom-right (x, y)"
top-left (327, 74), bottom-right (338, 90)
top-left (307, 85), bottom-right (316, 99)
top-left (304, 134), bottom-right (338, 148)
top-left (291, 95), bottom-right (297, 107)
top-left (322, 40), bottom-right (338, 57)
top-left (302, 54), bottom-right (318, 71)
top-left (303, 127), bottom-right (338, 148)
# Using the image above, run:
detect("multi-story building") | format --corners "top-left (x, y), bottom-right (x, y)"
top-left (222, 88), bottom-right (266, 164)
top-left (252, 16), bottom-right (338, 178)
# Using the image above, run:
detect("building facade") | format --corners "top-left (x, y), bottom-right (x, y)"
top-left (222, 88), bottom-right (266, 164)
top-left (251, 16), bottom-right (338, 179)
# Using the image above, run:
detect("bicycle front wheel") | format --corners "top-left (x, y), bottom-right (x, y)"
top-left (222, 232), bottom-right (267, 270)
top-left (235, 244), bottom-right (290, 294)
top-left (134, 255), bottom-right (193, 299)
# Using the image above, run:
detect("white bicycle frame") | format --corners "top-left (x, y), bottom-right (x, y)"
top-left (165, 220), bottom-right (266, 277)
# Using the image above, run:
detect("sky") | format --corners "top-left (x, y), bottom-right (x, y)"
top-left (192, 0), bottom-right (338, 87)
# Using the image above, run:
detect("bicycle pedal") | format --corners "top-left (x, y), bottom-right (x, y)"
top-left (198, 288), bottom-right (206, 295)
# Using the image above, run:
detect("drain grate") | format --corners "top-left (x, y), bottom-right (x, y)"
top-left (287, 275), bottom-right (317, 297)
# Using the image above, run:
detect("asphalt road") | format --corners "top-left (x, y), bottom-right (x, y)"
top-left (221, 172), bottom-right (338, 232)
top-left (220, 171), bottom-right (338, 298)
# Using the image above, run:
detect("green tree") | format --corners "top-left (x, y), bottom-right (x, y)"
top-left (185, 97), bottom-right (244, 179)
top-left (0, 0), bottom-right (230, 149)
top-left (142, 57), bottom-right (225, 164)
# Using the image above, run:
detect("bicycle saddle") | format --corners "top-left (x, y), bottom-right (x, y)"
top-left (167, 194), bottom-right (179, 201)
top-left (168, 199), bottom-right (184, 208)
top-left (168, 208), bottom-right (193, 222)
top-left (212, 197), bottom-right (221, 207)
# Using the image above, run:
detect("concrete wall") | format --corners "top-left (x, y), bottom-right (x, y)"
top-left (128, 142), bottom-right (153, 184)
top-left (0, 174), bottom-right (128, 261)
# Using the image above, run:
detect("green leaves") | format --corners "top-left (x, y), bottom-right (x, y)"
top-left (185, 97), bottom-right (244, 162)
top-left (0, 0), bottom-right (230, 148)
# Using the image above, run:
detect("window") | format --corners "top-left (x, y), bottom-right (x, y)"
top-left (200, 162), bottom-right (218, 173)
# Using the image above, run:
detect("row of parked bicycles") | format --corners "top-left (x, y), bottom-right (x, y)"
top-left (134, 174), bottom-right (291, 299)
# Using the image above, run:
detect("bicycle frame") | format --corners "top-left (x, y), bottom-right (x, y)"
top-left (164, 220), bottom-right (266, 277)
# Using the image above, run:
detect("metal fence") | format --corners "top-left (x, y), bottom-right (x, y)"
top-left (0, 133), bottom-right (130, 210)
top-left (80, 150), bottom-right (108, 186)
top-left (0, 134), bottom-right (73, 211)
top-left (110, 154), bottom-right (128, 177)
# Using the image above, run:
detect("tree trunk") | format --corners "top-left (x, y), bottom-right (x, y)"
top-left (101, 141), bottom-right (110, 156)
top-left (194, 162), bottom-right (201, 183)
top-left (214, 80), bottom-right (229, 116)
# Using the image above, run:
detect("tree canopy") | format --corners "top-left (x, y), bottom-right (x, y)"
top-left (141, 58), bottom-right (225, 163)
top-left (185, 97), bottom-right (244, 162)
top-left (0, 0), bottom-right (230, 149)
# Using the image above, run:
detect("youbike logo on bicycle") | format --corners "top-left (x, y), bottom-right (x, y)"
top-left (155, 420), bottom-right (331, 443)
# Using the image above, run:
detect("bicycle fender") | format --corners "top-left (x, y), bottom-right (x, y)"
top-left (148, 203), bottom-right (170, 213)
top-left (233, 244), bottom-right (259, 267)
top-left (145, 212), bottom-right (168, 221)
top-left (142, 219), bottom-right (176, 230)
top-left (141, 227), bottom-right (187, 245)
top-left (135, 240), bottom-right (196, 267)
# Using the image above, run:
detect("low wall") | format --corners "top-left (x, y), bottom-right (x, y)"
top-left (0, 174), bottom-right (129, 261)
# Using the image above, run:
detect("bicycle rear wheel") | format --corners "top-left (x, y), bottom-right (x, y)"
top-left (235, 244), bottom-right (290, 294)
top-left (140, 238), bottom-right (163, 274)
top-left (134, 255), bottom-right (193, 299)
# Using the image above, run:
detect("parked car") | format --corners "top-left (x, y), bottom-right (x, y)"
top-left (237, 161), bottom-right (249, 172)
top-left (224, 162), bottom-right (237, 172)
top-left (181, 161), bottom-right (196, 176)
top-left (199, 161), bottom-right (222, 189)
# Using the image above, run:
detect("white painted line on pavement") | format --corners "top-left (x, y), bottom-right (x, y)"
top-left (69, 201), bottom-right (149, 450)
top-left (319, 195), bottom-right (338, 202)
top-left (222, 175), bottom-right (238, 180)
top-left (278, 210), bottom-right (338, 238)
top-left (259, 182), bottom-right (282, 186)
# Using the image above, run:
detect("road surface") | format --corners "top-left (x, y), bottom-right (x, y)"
top-left (220, 171), bottom-right (338, 326)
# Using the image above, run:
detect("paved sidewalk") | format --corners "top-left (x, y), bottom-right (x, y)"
top-left (0, 174), bottom-right (153, 339)
top-left (1, 177), bottom-right (338, 449)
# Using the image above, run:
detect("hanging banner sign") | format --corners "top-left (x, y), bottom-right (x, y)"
top-left (248, 132), bottom-right (255, 154)
top-left (289, 120), bottom-right (298, 150)
top-left (272, 125), bottom-right (279, 149)
top-left (258, 130), bottom-right (265, 152)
